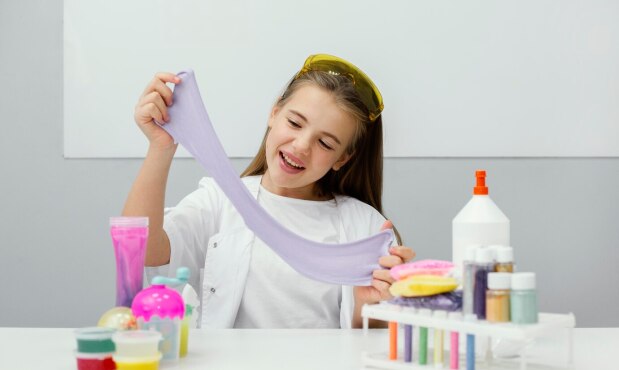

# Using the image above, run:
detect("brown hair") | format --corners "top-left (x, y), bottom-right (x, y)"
top-left (241, 71), bottom-right (402, 244)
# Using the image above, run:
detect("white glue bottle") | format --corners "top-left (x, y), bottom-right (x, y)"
top-left (452, 170), bottom-right (510, 269)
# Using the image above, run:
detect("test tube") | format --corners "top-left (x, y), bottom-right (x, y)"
top-left (389, 321), bottom-right (398, 360)
top-left (433, 310), bottom-right (447, 366)
top-left (448, 311), bottom-right (462, 369)
top-left (404, 324), bottom-right (413, 362)
top-left (418, 308), bottom-right (431, 365)
top-left (465, 314), bottom-right (477, 370)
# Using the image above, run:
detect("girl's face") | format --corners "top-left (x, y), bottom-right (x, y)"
top-left (262, 84), bottom-right (357, 200)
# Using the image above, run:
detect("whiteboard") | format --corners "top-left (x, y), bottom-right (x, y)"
top-left (64, 0), bottom-right (619, 158)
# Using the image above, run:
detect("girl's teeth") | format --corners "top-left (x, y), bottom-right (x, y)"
top-left (283, 153), bottom-right (303, 168)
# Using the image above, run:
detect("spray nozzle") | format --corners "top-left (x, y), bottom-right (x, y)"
top-left (474, 170), bottom-right (488, 195)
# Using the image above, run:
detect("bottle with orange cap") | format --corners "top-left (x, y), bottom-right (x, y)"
top-left (452, 170), bottom-right (510, 269)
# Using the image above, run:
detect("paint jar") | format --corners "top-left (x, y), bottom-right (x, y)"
top-left (112, 330), bottom-right (162, 358)
top-left (74, 327), bottom-right (116, 370)
top-left (486, 272), bottom-right (511, 322)
top-left (75, 352), bottom-right (116, 370)
top-left (110, 217), bottom-right (149, 308)
top-left (452, 170), bottom-right (510, 269)
top-left (510, 272), bottom-right (538, 324)
top-left (132, 281), bottom-right (185, 362)
top-left (473, 247), bottom-right (494, 320)
top-left (75, 327), bottom-right (116, 354)
top-left (493, 246), bottom-right (514, 273)
top-left (462, 246), bottom-right (479, 317)
top-left (113, 354), bottom-right (163, 370)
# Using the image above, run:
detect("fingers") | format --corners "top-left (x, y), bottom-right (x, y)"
top-left (372, 269), bottom-right (395, 284)
top-left (139, 91), bottom-right (169, 122)
top-left (389, 246), bottom-right (416, 263)
top-left (142, 72), bottom-right (181, 106)
top-left (371, 278), bottom-right (393, 300)
top-left (379, 254), bottom-right (405, 268)
top-left (380, 220), bottom-right (393, 232)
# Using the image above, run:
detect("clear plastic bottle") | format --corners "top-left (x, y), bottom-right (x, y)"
top-left (486, 272), bottom-right (511, 322)
top-left (452, 170), bottom-right (510, 269)
top-left (473, 247), bottom-right (495, 320)
top-left (462, 245), bottom-right (480, 316)
top-left (510, 272), bottom-right (538, 324)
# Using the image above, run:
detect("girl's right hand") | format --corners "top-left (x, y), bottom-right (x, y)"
top-left (134, 72), bottom-right (182, 151)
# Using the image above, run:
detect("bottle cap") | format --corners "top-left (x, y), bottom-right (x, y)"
top-left (465, 246), bottom-right (481, 262)
top-left (473, 170), bottom-right (488, 195)
top-left (494, 246), bottom-right (514, 263)
top-left (511, 272), bottom-right (536, 290)
top-left (488, 272), bottom-right (511, 289)
top-left (475, 247), bottom-right (494, 264)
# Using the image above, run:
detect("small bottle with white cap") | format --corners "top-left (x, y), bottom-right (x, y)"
top-left (510, 272), bottom-right (538, 324)
top-left (493, 246), bottom-right (515, 273)
top-left (486, 272), bottom-right (511, 322)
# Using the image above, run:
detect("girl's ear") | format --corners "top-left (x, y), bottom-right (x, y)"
top-left (268, 105), bottom-right (281, 128)
top-left (332, 151), bottom-right (354, 171)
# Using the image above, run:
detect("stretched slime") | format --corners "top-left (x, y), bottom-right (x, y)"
top-left (159, 69), bottom-right (393, 286)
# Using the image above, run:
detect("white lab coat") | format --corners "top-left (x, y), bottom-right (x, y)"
top-left (147, 175), bottom-right (388, 329)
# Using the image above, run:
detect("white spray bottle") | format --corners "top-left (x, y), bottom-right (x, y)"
top-left (452, 170), bottom-right (510, 269)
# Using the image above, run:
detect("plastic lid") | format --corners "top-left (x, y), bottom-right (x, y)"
top-left (74, 327), bottom-right (115, 341)
top-left (113, 353), bottom-right (162, 364)
top-left (494, 246), bottom-right (514, 263)
top-left (465, 246), bottom-right (481, 262)
top-left (109, 216), bottom-right (149, 227)
top-left (475, 247), bottom-right (494, 263)
top-left (473, 170), bottom-right (488, 195)
top-left (512, 272), bottom-right (536, 290)
top-left (131, 284), bottom-right (185, 321)
top-left (488, 272), bottom-right (511, 289)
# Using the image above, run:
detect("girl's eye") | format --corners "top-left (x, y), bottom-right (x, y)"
top-left (319, 140), bottom-right (334, 150)
top-left (287, 119), bottom-right (301, 128)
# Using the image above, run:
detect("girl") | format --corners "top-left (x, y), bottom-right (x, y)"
top-left (124, 54), bottom-right (415, 329)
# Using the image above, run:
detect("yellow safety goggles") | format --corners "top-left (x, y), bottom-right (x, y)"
top-left (293, 54), bottom-right (384, 122)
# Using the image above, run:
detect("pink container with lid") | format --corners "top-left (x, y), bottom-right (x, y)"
top-left (131, 282), bottom-right (184, 362)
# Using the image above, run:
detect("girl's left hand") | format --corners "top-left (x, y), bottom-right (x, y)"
top-left (354, 220), bottom-right (416, 304)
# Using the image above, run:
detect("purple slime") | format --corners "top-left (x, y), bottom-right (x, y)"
top-left (158, 69), bottom-right (393, 286)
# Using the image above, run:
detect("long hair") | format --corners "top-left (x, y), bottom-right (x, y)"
top-left (241, 71), bottom-right (402, 244)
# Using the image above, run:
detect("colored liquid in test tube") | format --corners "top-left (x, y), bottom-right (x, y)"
top-left (434, 310), bottom-right (447, 366)
top-left (110, 217), bottom-right (149, 307)
top-left (448, 311), bottom-right (462, 369)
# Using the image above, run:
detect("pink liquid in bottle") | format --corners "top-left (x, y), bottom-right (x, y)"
top-left (110, 217), bottom-right (149, 307)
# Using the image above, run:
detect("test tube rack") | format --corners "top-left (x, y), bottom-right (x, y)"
top-left (361, 302), bottom-right (575, 370)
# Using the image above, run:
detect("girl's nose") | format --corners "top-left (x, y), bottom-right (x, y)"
top-left (293, 133), bottom-right (311, 155)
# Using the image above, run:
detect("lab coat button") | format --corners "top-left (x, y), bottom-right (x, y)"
top-left (210, 288), bottom-right (216, 293)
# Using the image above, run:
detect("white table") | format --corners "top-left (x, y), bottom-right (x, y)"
top-left (0, 327), bottom-right (617, 370)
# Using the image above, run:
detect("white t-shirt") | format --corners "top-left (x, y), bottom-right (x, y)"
top-left (150, 175), bottom-right (389, 328)
top-left (233, 185), bottom-right (342, 328)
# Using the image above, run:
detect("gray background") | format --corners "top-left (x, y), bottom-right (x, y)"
top-left (1, 0), bottom-right (617, 328)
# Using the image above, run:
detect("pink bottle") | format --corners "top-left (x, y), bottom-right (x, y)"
top-left (110, 217), bottom-right (149, 307)
top-left (132, 279), bottom-right (185, 362)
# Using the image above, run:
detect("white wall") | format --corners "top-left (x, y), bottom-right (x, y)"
top-left (64, 0), bottom-right (619, 158)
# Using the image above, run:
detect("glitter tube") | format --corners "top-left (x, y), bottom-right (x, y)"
top-left (404, 324), bottom-right (413, 362)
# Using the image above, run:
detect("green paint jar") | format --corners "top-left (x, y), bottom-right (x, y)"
top-left (75, 327), bottom-right (116, 353)
top-left (510, 272), bottom-right (538, 324)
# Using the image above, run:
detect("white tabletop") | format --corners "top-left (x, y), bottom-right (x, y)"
top-left (0, 327), bottom-right (617, 370)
